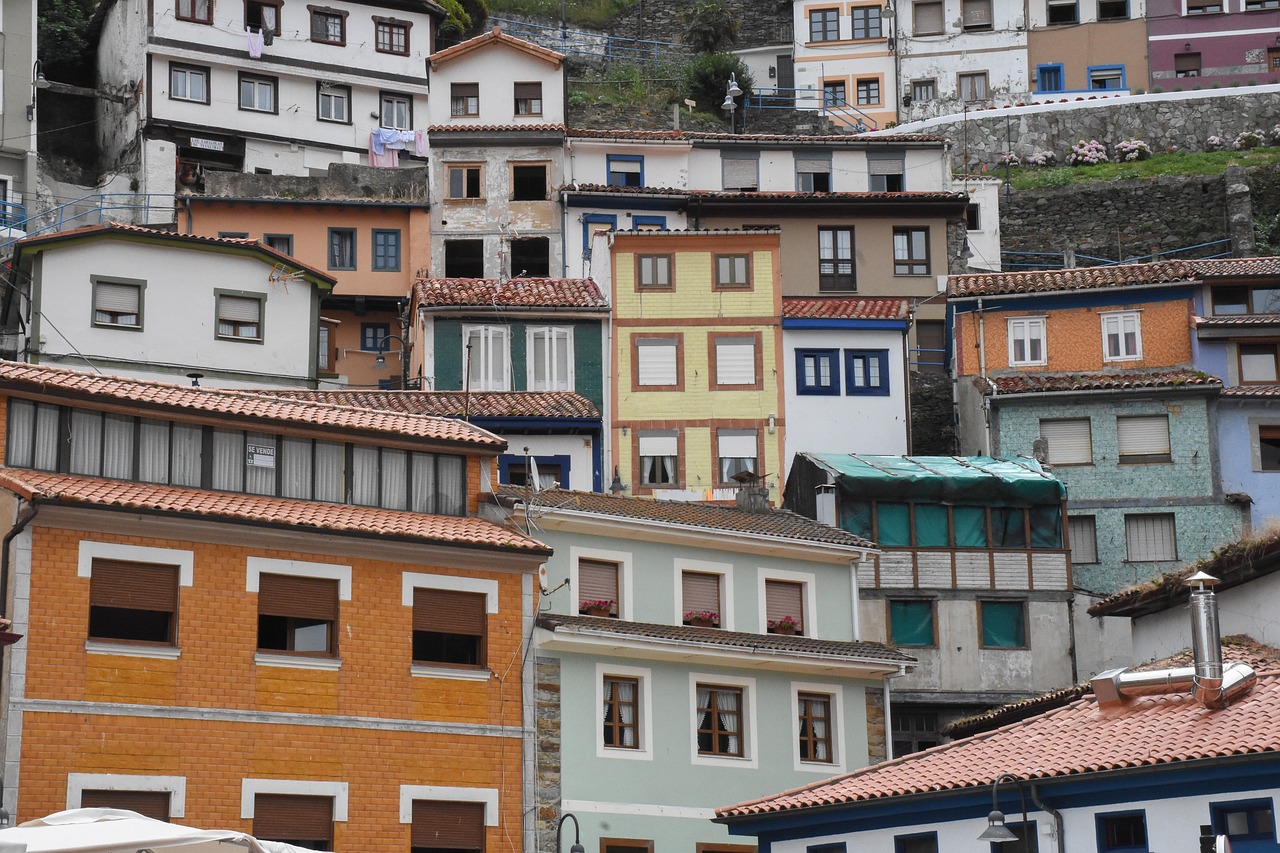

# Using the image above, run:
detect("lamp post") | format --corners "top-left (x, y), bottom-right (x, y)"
top-left (721, 73), bottom-right (743, 134)
top-left (977, 773), bottom-right (1031, 852)
top-left (556, 813), bottom-right (586, 853)
top-left (373, 333), bottom-right (412, 390)
top-left (27, 60), bottom-right (50, 122)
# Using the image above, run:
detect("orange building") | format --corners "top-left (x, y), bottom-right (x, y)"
top-left (0, 363), bottom-right (548, 851)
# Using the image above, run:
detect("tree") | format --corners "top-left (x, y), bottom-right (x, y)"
top-left (436, 0), bottom-right (489, 47)
top-left (681, 53), bottom-right (753, 127)
top-left (679, 1), bottom-right (739, 54)
top-left (38, 0), bottom-right (99, 84)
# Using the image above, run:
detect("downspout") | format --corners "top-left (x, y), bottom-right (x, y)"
top-left (183, 196), bottom-right (193, 234)
top-left (903, 307), bottom-right (915, 453)
top-left (603, 230), bottom-right (616, 489)
top-left (1, 502), bottom-right (40, 623)
top-left (849, 555), bottom-right (863, 641)
top-left (1030, 782), bottom-right (1064, 853)
top-left (976, 298), bottom-right (991, 455)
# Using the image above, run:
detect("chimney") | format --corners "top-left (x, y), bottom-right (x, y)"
top-left (735, 483), bottom-right (770, 514)
top-left (815, 484), bottom-right (837, 527)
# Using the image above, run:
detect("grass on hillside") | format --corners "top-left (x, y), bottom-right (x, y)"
top-left (486, 0), bottom-right (634, 27)
top-left (989, 147), bottom-right (1280, 189)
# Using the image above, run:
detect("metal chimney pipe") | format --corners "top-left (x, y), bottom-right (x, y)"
top-left (815, 484), bottom-right (837, 527)
top-left (1188, 571), bottom-right (1224, 705)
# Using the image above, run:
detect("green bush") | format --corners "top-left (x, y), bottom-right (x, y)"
top-left (681, 53), bottom-right (754, 123)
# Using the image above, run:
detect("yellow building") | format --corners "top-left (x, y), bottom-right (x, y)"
top-left (610, 230), bottom-right (786, 503)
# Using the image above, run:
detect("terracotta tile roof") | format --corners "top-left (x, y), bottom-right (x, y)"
top-left (261, 390), bottom-right (601, 419)
top-left (428, 123), bottom-right (566, 134)
top-left (688, 190), bottom-right (969, 203)
top-left (565, 129), bottom-right (947, 145)
top-left (537, 613), bottom-right (914, 666)
top-left (949, 260), bottom-right (1200, 298)
top-left (783, 297), bottom-right (911, 320)
top-left (0, 470), bottom-right (550, 554)
top-left (0, 363), bottom-right (505, 448)
top-left (561, 183), bottom-right (691, 197)
top-left (718, 669), bottom-right (1280, 819)
top-left (495, 486), bottom-right (876, 550)
top-left (427, 26), bottom-right (566, 67)
top-left (1222, 384), bottom-right (1280, 397)
top-left (413, 278), bottom-right (608, 309)
top-left (1189, 257), bottom-right (1280, 277)
top-left (1196, 315), bottom-right (1280, 327)
top-left (989, 369), bottom-right (1220, 396)
top-left (1089, 528), bottom-right (1280, 617)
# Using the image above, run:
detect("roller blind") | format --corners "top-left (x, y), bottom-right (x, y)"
top-left (682, 572), bottom-right (721, 614)
top-left (715, 339), bottom-right (756, 385)
top-left (795, 157), bottom-right (830, 173)
top-left (636, 339), bottom-right (677, 385)
top-left (411, 800), bottom-right (485, 850)
top-left (96, 282), bottom-right (140, 312)
top-left (413, 587), bottom-right (485, 635)
top-left (765, 580), bottom-right (804, 630)
top-left (79, 790), bottom-right (170, 821)
top-left (1125, 514), bottom-right (1176, 561)
top-left (90, 560), bottom-right (179, 612)
top-left (718, 429), bottom-right (757, 458)
top-left (452, 83), bottom-right (479, 97)
top-left (722, 155), bottom-right (758, 190)
top-left (638, 431), bottom-right (678, 456)
top-left (963, 0), bottom-right (992, 26)
top-left (258, 573), bottom-right (339, 620)
top-left (867, 155), bottom-right (904, 176)
top-left (1117, 415), bottom-right (1170, 456)
top-left (253, 794), bottom-right (333, 844)
top-left (1039, 419), bottom-right (1092, 465)
top-left (219, 295), bottom-right (261, 322)
top-left (513, 82), bottom-right (541, 98)
top-left (577, 559), bottom-right (619, 605)
top-left (914, 0), bottom-right (944, 32)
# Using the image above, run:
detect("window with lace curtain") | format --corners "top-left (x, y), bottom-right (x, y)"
top-left (797, 692), bottom-right (833, 763)
top-left (696, 684), bottom-right (743, 756)
top-left (603, 676), bottom-right (639, 748)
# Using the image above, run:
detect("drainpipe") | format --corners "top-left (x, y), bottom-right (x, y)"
top-left (849, 555), bottom-right (862, 641)
top-left (1, 501), bottom-right (39, 623)
top-left (1030, 782), bottom-right (1064, 853)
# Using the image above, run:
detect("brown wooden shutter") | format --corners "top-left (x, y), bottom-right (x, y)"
top-left (254, 794), bottom-right (334, 844)
top-left (258, 574), bottom-right (339, 620)
top-left (411, 800), bottom-right (485, 851)
top-left (682, 572), bottom-right (721, 615)
top-left (79, 789), bottom-right (171, 821)
top-left (577, 560), bottom-right (619, 608)
top-left (414, 587), bottom-right (486, 635)
top-left (765, 580), bottom-right (804, 631)
top-left (90, 560), bottom-right (179, 612)
top-left (513, 82), bottom-right (541, 99)
top-left (452, 83), bottom-right (479, 98)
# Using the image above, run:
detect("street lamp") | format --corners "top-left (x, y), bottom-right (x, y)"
top-left (556, 813), bottom-right (585, 853)
top-left (721, 73), bottom-right (743, 133)
top-left (977, 773), bottom-right (1031, 851)
top-left (27, 60), bottom-right (50, 122)
top-left (373, 333), bottom-right (411, 390)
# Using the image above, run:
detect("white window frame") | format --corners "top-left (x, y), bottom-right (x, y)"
top-left (464, 324), bottom-right (512, 391)
top-left (595, 662), bottom-right (654, 761)
top-left (1007, 317), bottom-right (1047, 366)
top-left (247, 557), bottom-right (352, 671)
top-left (241, 779), bottom-right (348, 821)
top-left (317, 84), bottom-right (350, 123)
top-left (790, 682), bottom-right (846, 773)
top-left (402, 572), bottom-right (499, 682)
top-left (526, 326), bottom-right (575, 392)
top-left (757, 568), bottom-right (817, 636)
top-left (689, 672), bottom-right (759, 768)
top-left (170, 65), bottom-right (208, 103)
top-left (1038, 418), bottom-right (1092, 466)
top-left (239, 75), bottom-right (276, 112)
top-left (79, 541), bottom-right (194, 660)
top-left (381, 94), bottom-right (411, 130)
top-left (1125, 513), bottom-right (1177, 562)
top-left (398, 786), bottom-right (499, 826)
top-left (714, 337), bottom-right (758, 386)
top-left (570, 546), bottom-right (633, 620)
top-left (1101, 310), bottom-right (1143, 362)
top-left (67, 774), bottom-right (187, 816)
top-left (671, 558), bottom-right (735, 631)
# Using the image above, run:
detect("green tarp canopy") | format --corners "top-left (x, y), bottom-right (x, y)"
top-left (806, 454), bottom-right (1065, 506)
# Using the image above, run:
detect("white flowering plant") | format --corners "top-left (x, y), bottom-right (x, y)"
top-left (1114, 139), bottom-right (1152, 162)
top-left (1234, 129), bottom-right (1268, 150)
top-left (1025, 151), bottom-right (1057, 167)
top-left (998, 152), bottom-right (1021, 167)
top-left (1206, 135), bottom-right (1227, 151)
top-left (1065, 139), bottom-right (1109, 166)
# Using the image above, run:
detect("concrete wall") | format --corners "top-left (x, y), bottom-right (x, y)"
top-left (1130, 571), bottom-right (1280, 660)
top-left (1212, 404), bottom-right (1280, 528)
top-left (1027, 19), bottom-right (1149, 92)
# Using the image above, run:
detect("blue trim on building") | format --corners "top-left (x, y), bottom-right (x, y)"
top-left (498, 453), bottom-right (572, 488)
top-left (582, 214), bottom-right (617, 257)
top-left (1087, 63), bottom-right (1127, 89)
top-left (632, 215), bottom-right (668, 229)
top-left (782, 318), bottom-right (910, 331)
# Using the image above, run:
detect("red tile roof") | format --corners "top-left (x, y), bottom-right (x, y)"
top-left (949, 260), bottom-right (1200, 298)
top-left (1222, 384), bottom-right (1280, 397)
top-left (988, 369), bottom-right (1220, 396)
top-left (428, 124), bottom-right (566, 134)
top-left (1190, 257), bottom-right (1280, 277)
top-left (718, 670), bottom-right (1280, 818)
top-left (413, 278), bottom-right (608, 309)
top-left (262, 390), bottom-right (601, 419)
top-left (0, 470), bottom-right (550, 554)
top-left (689, 190), bottom-right (969, 203)
top-left (1196, 315), bottom-right (1280, 327)
top-left (783, 297), bottom-right (911, 320)
top-left (0, 363), bottom-right (505, 448)
top-left (427, 26), bottom-right (566, 68)
top-left (566, 129), bottom-right (947, 145)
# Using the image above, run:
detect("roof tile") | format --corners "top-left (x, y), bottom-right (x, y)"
top-left (1222, 384), bottom-right (1280, 397)
top-left (565, 129), bottom-right (947, 144)
top-left (262, 390), bottom-right (600, 419)
top-left (949, 260), bottom-right (1199, 298)
top-left (413, 278), bottom-right (608, 309)
top-left (989, 369), bottom-right (1220, 396)
top-left (783, 297), bottom-right (911, 320)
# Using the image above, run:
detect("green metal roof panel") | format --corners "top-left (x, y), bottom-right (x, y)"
top-left (805, 453), bottom-right (1065, 505)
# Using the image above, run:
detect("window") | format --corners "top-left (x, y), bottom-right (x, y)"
top-left (845, 349), bottom-right (889, 395)
top-left (891, 711), bottom-right (939, 756)
top-left (360, 323), bottom-right (390, 352)
top-left (327, 228), bottom-right (355, 270)
top-left (797, 693), bottom-right (833, 762)
top-left (264, 233), bottom-right (293, 254)
top-left (1101, 312), bottom-right (1142, 361)
top-left (1212, 284), bottom-right (1280, 315)
top-left (1069, 515), bottom-right (1098, 564)
top-left (1047, 0), bottom-right (1078, 23)
top-left (79, 790), bottom-right (172, 821)
top-left (717, 429), bottom-right (758, 484)
top-left (1098, 0), bottom-right (1128, 16)
top-left (374, 17), bottom-right (409, 54)
top-left (851, 6), bottom-right (883, 37)
top-left (1247, 0), bottom-right (1280, 6)
top-left (913, 1), bottom-right (944, 33)
top-left (1175, 53), bottom-right (1202, 77)
top-left (856, 78), bottom-right (881, 105)
top-left (1039, 418), bottom-right (1091, 465)
top-left (990, 822), bottom-right (1038, 853)
top-left (1008, 317), bottom-right (1046, 366)
top-left (1211, 800), bottom-right (1276, 846)
top-left (823, 80), bottom-right (847, 107)
top-left (967, 203), bottom-right (982, 230)
top-left (412, 587), bottom-right (485, 668)
top-left (603, 676), bottom-right (640, 747)
top-left (451, 82), bottom-right (479, 116)
top-left (169, 64), bottom-right (209, 103)
top-left (464, 325), bottom-right (511, 391)
top-left (911, 79), bottom-right (936, 101)
top-left (607, 155), bottom-right (643, 187)
top-left (682, 571), bottom-right (722, 625)
top-left (92, 277), bottom-right (144, 329)
top-left (959, 71), bottom-right (989, 101)
top-left (602, 840), bottom-right (654, 853)
top-left (893, 227), bottom-right (930, 275)
top-left (796, 157), bottom-right (831, 192)
top-left (257, 573), bottom-right (338, 656)
top-left (638, 430), bottom-right (678, 486)
top-left (254, 794), bottom-right (334, 850)
top-left (797, 349), bottom-right (840, 395)
top-left (1038, 64), bottom-right (1064, 92)
top-left (514, 81), bottom-right (543, 115)
top-left (636, 254), bottom-right (672, 290)
top-left (527, 326), bottom-right (573, 391)
top-left (216, 292), bottom-right (264, 342)
top-left (979, 600), bottom-right (1027, 648)
top-left (1117, 415), bottom-right (1171, 463)
top-left (446, 164), bottom-right (484, 200)
top-left (712, 335), bottom-right (759, 388)
top-left (89, 560), bottom-right (179, 645)
top-left (512, 163), bottom-right (548, 201)
top-left (445, 239), bottom-right (484, 277)
top-left (765, 579), bottom-right (805, 635)
top-left (410, 800), bottom-right (484, 853)
top-left (380, 93), bottom-right (412, 129)
top-left (722, 152), bottom-right (759, 191)
top-left (245, 0), bottom-right (281, 33)
top-left (510, 237), bottom-right (550, 278)
top-left (962, 0), bottom-right (993, 28)
top-left (372, 230), bottom-right (401, 271)
top-left (1261, 426), bottom-right (1280, 471)
top-left (1239, 343), bottom-right (1279, 384)
top-left (316, 83), bottom-right (350, 123)
top-left (1186, 0), bottom-right (1222, 11)
top-left (810, 8), bottom-right (840, 40)
top-left (715, 254), bottom-right (751, 289)
top-left (578, 558), bottom-right (619, 615)
top-left (894, 833), bottom-right (938, 853)
top-left (1125, 514), bottom-right (1177, 562)
top-left (1089, 66), bottom-right (1124, 89)
top-left (888, 600), bottom-right (935, 646)
top-left (239, 74), bottom-right (277, 113)
top-left (308, 7), bottom-right (347, 44)
top-left (818, 227), bottom-right (855, 291)
top-left (696, 685), bottom-right (744, 756)
top-left (177, 0), bottom-right (212, 23)
top-left (1097, 812), bottom-right (1147, 853)
top-left (869, 154), bottom-right (905, 191)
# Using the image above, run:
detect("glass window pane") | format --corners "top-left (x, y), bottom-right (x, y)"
top-left (102, 414), bottom-right (134, 479)
top-left (70, 410), bottom-right (104, 476)
top-left (351, 445), bottom-right (379, 506)
top-left (314, 441), bottom-right (344, 503)
top-left (281, 437), bottom-right (313, 499)
top-left (411, 453), bottom-right (438, 514)
top-left (211, 430), bottom-right (243, 491)
top-left (381, 448), bottom-right (407, 510)
top-left (889, 600), bottom-right (934, 646)
top-left (171, 424), bottom-right (203, 487)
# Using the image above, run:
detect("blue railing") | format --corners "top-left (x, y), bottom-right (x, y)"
top-left (743, 87), bottom-right (878, 133)
top-left (1002, 238), bottom-right (1233, 270)
top-left (488, 16), bottom-right (683, 64)
top-left (0, 193), bottom-right (177, 257)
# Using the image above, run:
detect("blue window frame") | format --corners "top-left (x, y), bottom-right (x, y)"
top-left (360, 322), bottom-right (390, 352)
top-left (328, 227), bottom-right (356, 270)
top-left (498, 453), bottom-right (570, 488)
top-left (582, 213), bottom-right (617, 258)
top-left (1096, 811), bottom-right (1148, 853)
top-left (845, 349), bottom-right (889, 395)
top-left (894, 832), bottom-right (937, 853)
top-left (632, 215), bottom-right (667, 229)
top-left (1211, 799), bottom-right (1276, 850)
top-left (1087, 65), bottom-right (1125, 90)
top-left (1037, 64), bottom-right (1064, 92)
top-left (607, 154), bottom-right (644, 187)
top-left (372, 229), bottom-right (401, 271)
top-left (796, 349), bottom-right (840, 395)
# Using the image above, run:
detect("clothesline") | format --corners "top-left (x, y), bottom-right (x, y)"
top-left (368, 128), bottom-right (425, 167)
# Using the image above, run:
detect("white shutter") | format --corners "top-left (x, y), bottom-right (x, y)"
top-left (913, 0), bottom-right (944, 32)
top-left (795, 157), bottom-right (830, 174)
top-left (868, 155), bottom-right (905, 176)
top-left (638, 431), bottom-right (678, 456)
top-left (219, 295), bottom-right (260, 322)
top-left (718, 429), bottom-right (758, 458)
top-left (1117, 415), bottom-right (1170, 457)
top-left (1039, 419), bottom-right (1092, 465)
top-left (1125, 514), bottom-right (1176, 561)
top-left (96, 282), bottom-right (140, 312)
top-left (716, 339), bottom-right (756, 385)
top-left (722, 156), bottom-right (758, 190)
top-left (637, 339), bottom-right (677, 386)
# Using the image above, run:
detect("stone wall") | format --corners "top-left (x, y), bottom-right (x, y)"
top-left (865, 687), bottom-right (886, 763)
top-left (605, 0), bottom-right (793, 50)
top-left (533, 655), bottom-right (562, 853)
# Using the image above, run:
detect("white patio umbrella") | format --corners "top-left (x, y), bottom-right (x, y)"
top-left (0, 808), bottom-right (323, 853)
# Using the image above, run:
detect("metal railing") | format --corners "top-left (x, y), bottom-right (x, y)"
top-left (1002, 238), bottom-right (1233, 271)
top-left (744, 87), bottom-right (879, 133)
top-left (489, 16), bottom-right (683, 64)
top-left (0, 193), bottom-right (177, 257)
